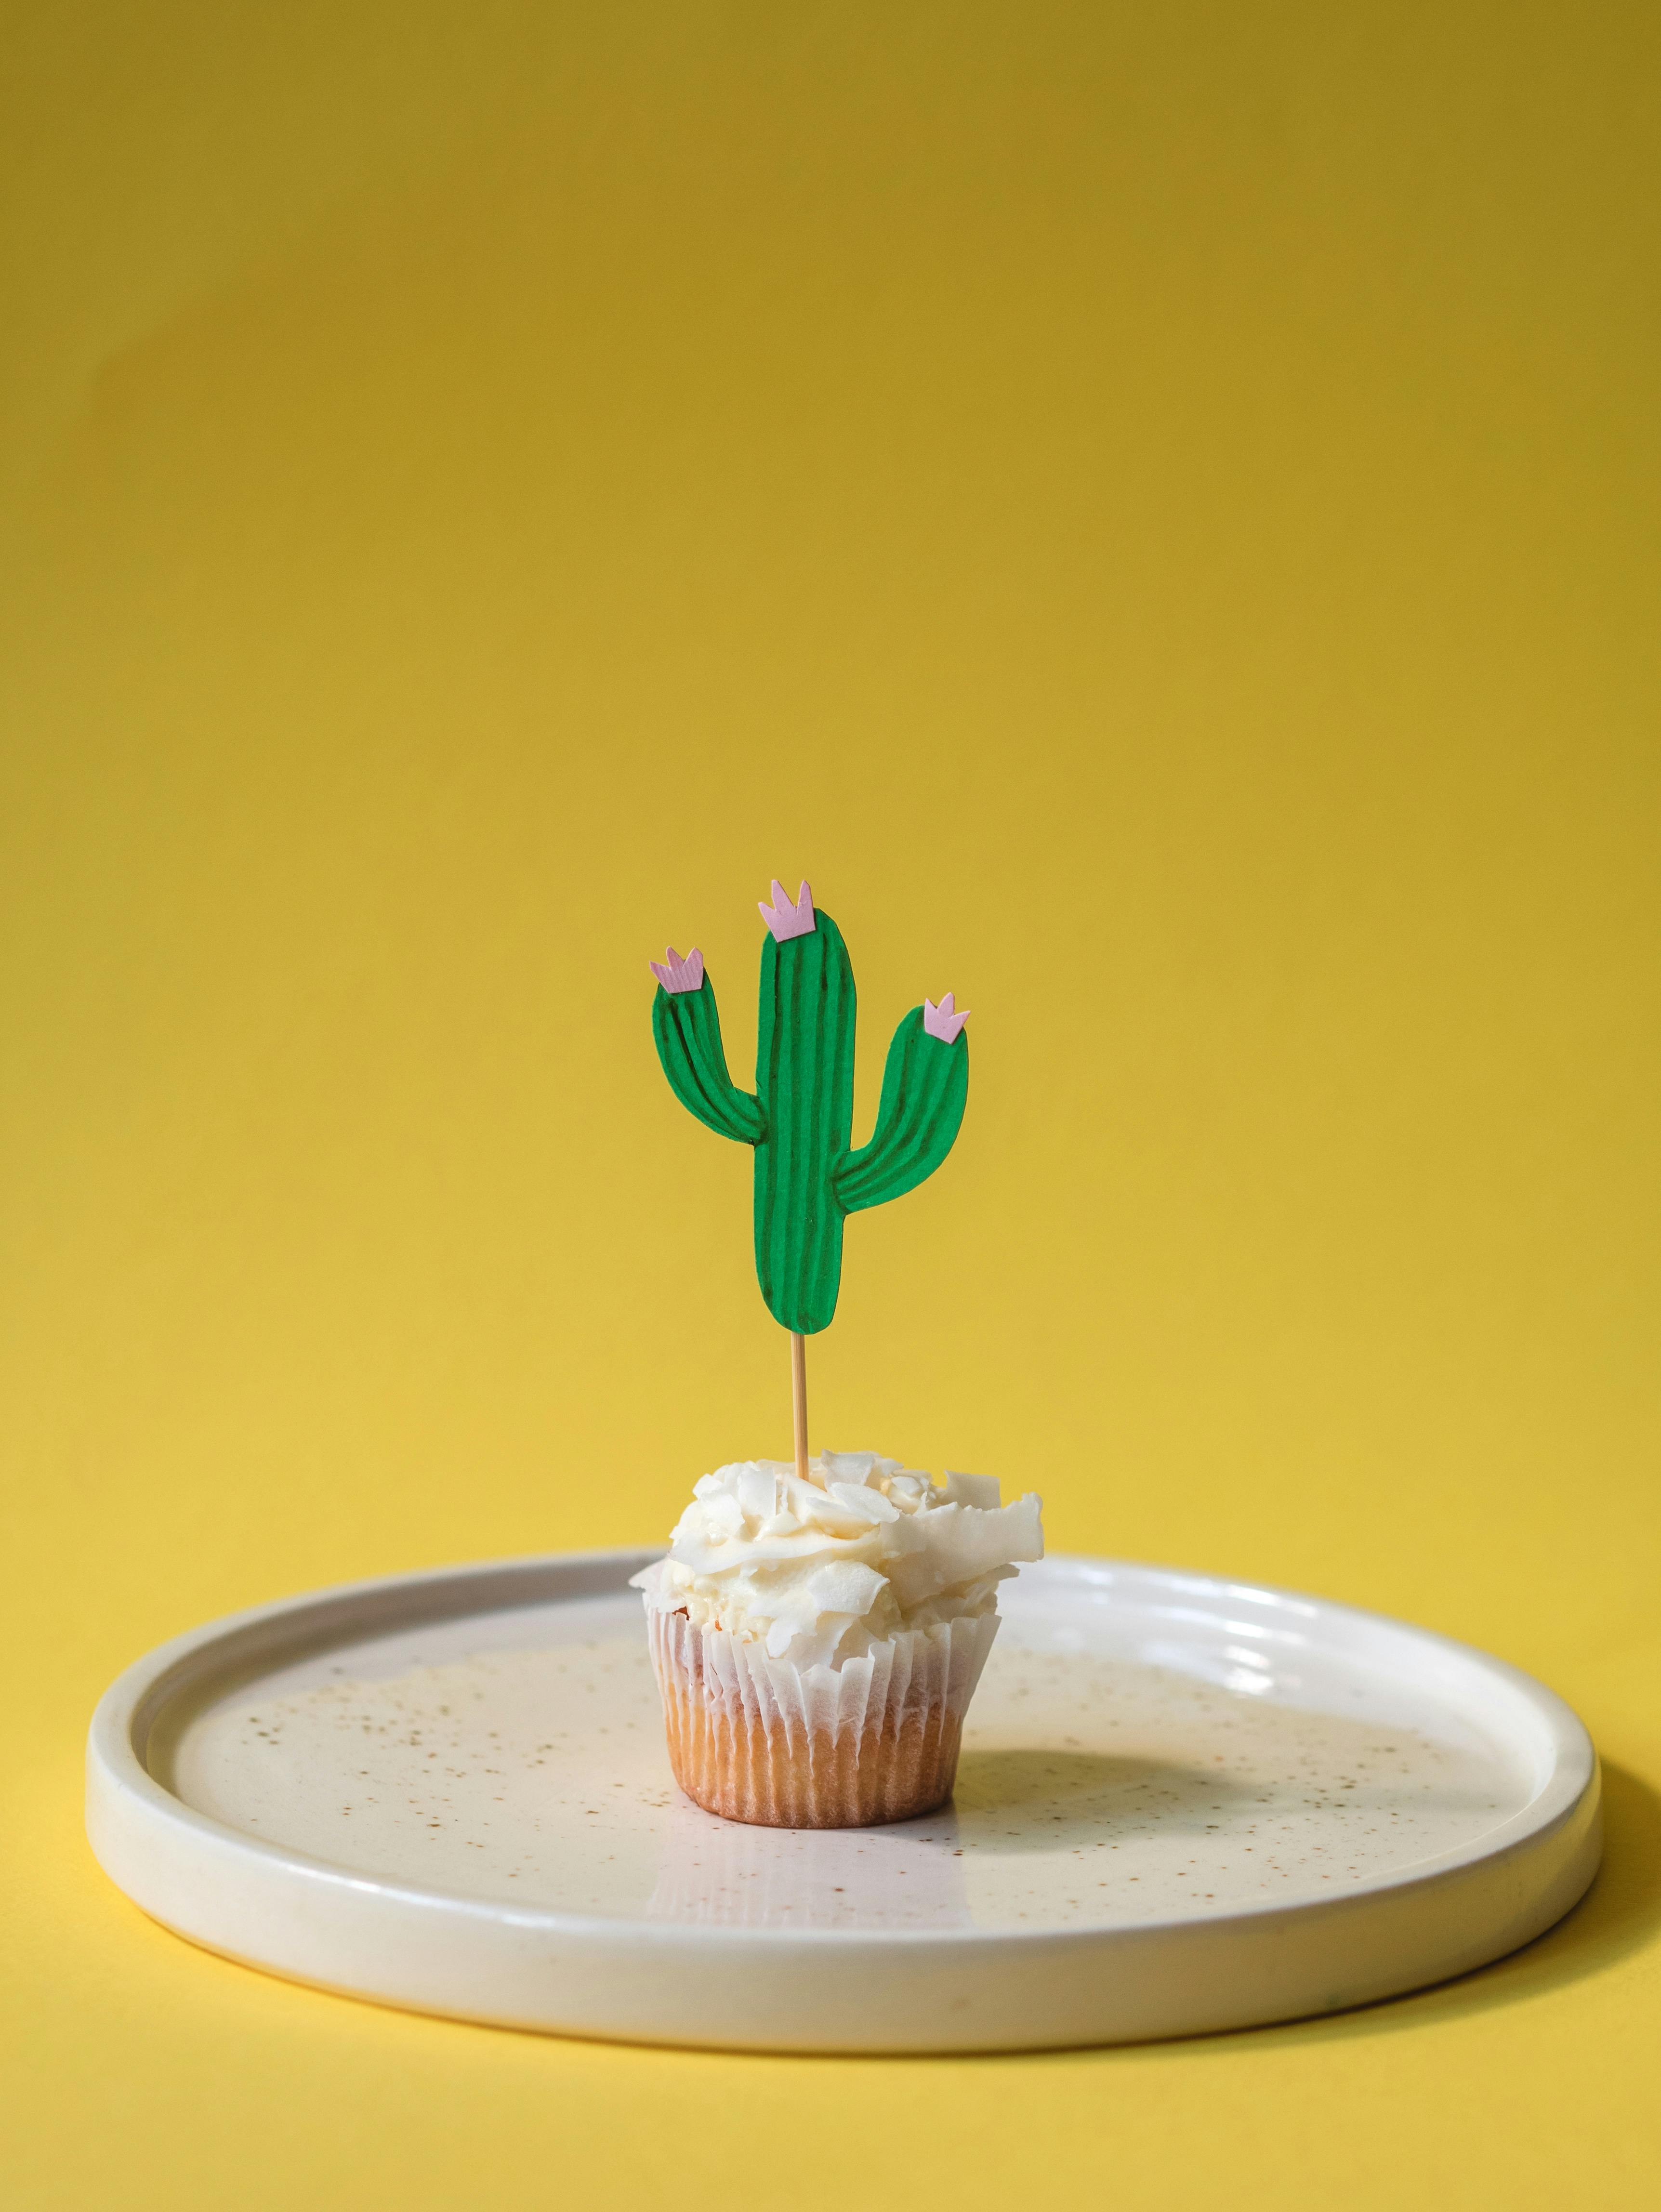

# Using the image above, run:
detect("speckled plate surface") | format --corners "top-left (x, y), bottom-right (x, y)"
top-left (86, 1551), bottom-right (1600, 2051)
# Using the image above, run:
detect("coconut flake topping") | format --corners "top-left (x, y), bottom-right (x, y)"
top-left (630, 1452), bottom-right (1043, 1670)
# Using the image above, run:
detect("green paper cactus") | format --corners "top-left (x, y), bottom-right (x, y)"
top-left (650, 881), bottom-right (970, 1334)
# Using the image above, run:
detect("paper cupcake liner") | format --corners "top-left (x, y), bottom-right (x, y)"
top-left (645, 1603), bottom-right (1001, 1829)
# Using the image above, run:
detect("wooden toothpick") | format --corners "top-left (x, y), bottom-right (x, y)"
top-left (790, 1331), bottom-right (809, 1482)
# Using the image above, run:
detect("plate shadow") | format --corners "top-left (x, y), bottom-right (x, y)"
top-left (1207, 1757), bottom-right (1661, 2047)
top-left (1021, 1757), bottom-right (1661, 2061)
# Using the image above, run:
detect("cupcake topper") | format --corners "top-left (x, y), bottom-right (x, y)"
top-left (650, 880), bottom-right (971, 1476)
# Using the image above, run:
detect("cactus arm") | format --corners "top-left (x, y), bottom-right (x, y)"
top-left (834, 1007), bottom-right (968, 1214)
top-left (753, 908), bottom-right (857, 1334)
top-left (652, 975), bottom-right (766, 1145)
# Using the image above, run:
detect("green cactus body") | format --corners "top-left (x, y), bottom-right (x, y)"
top-left (651, 973), bottom-right (764, 1145)
top-left (651, 903), bottom-right (968, 1334)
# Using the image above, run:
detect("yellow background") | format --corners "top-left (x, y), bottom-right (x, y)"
top-left (3, 4), bottom-right (1658, 2205)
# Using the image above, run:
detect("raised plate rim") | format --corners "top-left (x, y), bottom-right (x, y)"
top-left (84, 1551), bottom-right (1603, 2048)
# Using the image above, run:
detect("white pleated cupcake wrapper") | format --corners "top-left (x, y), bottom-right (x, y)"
top-left (644, 1602), bottom-right (1001, 1827)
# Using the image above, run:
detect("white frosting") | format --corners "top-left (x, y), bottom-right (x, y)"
top-left (630, 1451), bottom-right (1044, 1670)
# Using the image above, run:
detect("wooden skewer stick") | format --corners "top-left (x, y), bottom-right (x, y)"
top-left (790, 1330), bottom-right (810, 1482)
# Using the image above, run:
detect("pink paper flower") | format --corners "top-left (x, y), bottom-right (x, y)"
top-left (758, 879), bottom-right (817, 942)
top-left (650, 946), bottom-right (705, 994)
top-left (923, 991), bottom-right (970, 1043)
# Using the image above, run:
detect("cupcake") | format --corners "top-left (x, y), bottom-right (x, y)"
top-left (632, 1452), bottom-right (1043, 1827)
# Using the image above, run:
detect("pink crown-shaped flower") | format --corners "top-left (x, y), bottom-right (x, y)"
top-left (649, 945), bottom-right (705, 994)
top-left (923, 991), bottom-right (971, 1044)
top-left (758, 879), bottom-right (817, 942)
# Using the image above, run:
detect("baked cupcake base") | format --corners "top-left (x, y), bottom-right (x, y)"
top-left (646, 1604), bottom-right (1000, 1828)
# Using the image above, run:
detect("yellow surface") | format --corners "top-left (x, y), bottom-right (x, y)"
top-left (3, 5), bottom-right (1658, 2205)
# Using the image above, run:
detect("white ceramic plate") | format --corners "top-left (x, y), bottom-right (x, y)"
top-left (86, 1551), bottom-right (1600, 2052)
